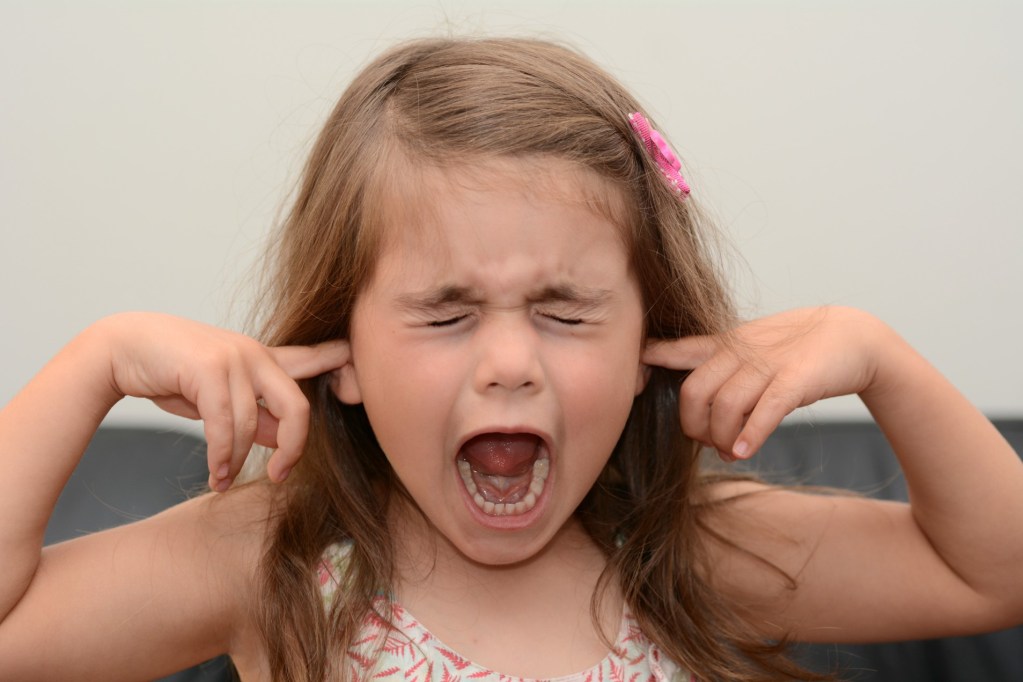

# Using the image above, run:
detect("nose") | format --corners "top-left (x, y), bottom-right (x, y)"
top-left (471, 314), bottom-right (545, 395)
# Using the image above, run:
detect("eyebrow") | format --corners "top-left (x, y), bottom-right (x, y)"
top-left (532, 284), bottom-right (614, 307)
top-left (395, 283), bottom-right (614, 311)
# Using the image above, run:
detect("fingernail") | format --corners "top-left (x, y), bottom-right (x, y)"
top-left (216, 463), bottom-right (229, 479)
top-left (276, 466), bottom-right (293, 483)
top-left (215, 477), bottom-right (232, 493)
top-left (733, 440), bottom-right (749, 458)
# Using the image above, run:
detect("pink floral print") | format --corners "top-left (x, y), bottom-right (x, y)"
top-left (318, 544), bottom-right (693, 682)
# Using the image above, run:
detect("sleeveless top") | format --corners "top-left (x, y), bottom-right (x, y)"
top-left (318, 543), bottom-right (694, 682)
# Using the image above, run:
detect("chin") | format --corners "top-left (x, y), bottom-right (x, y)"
top-left (445, 506), bottom-right (580, 569)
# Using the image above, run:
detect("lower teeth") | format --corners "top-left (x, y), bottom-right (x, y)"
top-left (457, 457), bottom-right (550, 516)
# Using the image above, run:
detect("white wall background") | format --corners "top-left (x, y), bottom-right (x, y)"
top-left (1, 1), bottom-right (1020, 428)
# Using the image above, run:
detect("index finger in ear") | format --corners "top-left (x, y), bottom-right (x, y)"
top-left (268, 340), bottom-right (351, 380)
top-left (642, 335), bottom-right (719, 370)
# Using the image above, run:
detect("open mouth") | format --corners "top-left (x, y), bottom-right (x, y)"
top-left (456, 433), bottom-right (550, 516)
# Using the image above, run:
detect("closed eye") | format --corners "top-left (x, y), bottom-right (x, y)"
top-left (428, 316), bottom-right (469, 327)
top-left (543, 314), bottom-right (585, 326)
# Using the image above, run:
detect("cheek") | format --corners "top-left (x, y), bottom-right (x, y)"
top-left (552, 344), bottom-right (640, 430)
top-left (352, 339), bottom-right (463, 453)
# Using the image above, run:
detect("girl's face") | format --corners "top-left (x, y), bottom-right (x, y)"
top-left (334, 160), bottom-right (647, 566)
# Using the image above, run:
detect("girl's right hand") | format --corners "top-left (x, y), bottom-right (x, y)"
top-left (1, 312), bottom-right (350, 676)
top-left (93, 312), bottom-right (350, 490)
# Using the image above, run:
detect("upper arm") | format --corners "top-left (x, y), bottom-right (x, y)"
top-left (0, 483), bottom-right (272, 681)
top-left (701, 481), bottom-right (1018, 643)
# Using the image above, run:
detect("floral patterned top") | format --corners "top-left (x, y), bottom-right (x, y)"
top-left (318, 543), bottom-right (694, 682)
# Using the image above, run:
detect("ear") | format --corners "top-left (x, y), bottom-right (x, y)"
top-left (329, 355), bottom-right (363, 405)
top-left (634, 360), bottom-right (652, 396)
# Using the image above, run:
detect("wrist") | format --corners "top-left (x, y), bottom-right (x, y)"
top-left (66, 316), bottom-right (131, 409)
top-left (856, 318), bottom-right (920, 409)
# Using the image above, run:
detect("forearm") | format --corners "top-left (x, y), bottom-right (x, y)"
top-left (0, 322), bottom-right (122, 620)
top-left (861, 326), bottom-right (1023, 608)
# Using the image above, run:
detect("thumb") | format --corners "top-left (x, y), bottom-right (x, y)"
top-left (642, 335), bottom-right (719, 370)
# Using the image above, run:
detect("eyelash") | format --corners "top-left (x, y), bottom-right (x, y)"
top-left (428, 313), bottom-right (586, 327)
top-left (543, 314), bottom-right (584, 326)
top-left (428, 316), bottom-right (468, 328)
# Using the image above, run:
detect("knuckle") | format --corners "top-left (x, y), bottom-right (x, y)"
top-left (712, 387), bottom-right (745, 414)
top-left (236, 336), bottom-right (266, 359)
top-left (679, 377), bottom-right (705, 405)
top-left (293, 393), bottom-right (311, 417)
top-left (193, 343), bottom-right (229, 368)
top-left (205, 409), bottom-right (234, 429)
top-left (278, 391), bottom-right (311, 424)
top-left (239, 412), bottom-right (259, 437)
top-left (761, 384), bottom-right (800, 411)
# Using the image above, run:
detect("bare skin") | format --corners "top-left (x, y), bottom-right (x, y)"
top-left (0, 314), bottom-right (339, 680)
top-left (646, 307), bottom-right (1023, 641)
top-left (1, 297), bottom-right (1021, 675)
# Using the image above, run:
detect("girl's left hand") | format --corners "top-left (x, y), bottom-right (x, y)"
top-left (643, 306), bottom-right (893, 461)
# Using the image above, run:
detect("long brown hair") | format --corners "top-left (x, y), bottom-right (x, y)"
top-left (255, 37), bottom-right (815, 681)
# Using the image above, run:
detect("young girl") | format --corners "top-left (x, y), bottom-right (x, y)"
top-left (1, 37), bottom-right (1021, 682)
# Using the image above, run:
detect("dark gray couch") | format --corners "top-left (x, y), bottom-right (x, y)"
top-left (48, 421), bottom-right (1023, 681)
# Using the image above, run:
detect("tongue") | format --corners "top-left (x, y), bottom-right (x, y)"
top-left (461, 433), bottom-right (540, 476)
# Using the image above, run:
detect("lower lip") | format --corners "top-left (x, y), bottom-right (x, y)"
top-left (456, 448), bottom-right (554, 531)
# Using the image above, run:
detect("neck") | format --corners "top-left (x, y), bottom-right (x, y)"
top-left (387, 504), bottom-right (624, 677)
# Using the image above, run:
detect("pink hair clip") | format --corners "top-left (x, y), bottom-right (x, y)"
top-left (628, 112), bottom-right (690, 198)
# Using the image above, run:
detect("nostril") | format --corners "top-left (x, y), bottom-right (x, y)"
top-left (487, 379), bottom-right (534, 389)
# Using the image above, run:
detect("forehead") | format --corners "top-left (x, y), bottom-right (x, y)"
top-left (353, 157), bottom-right (639, 306)
top-left (372, 156), bottom-right (634, 264)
